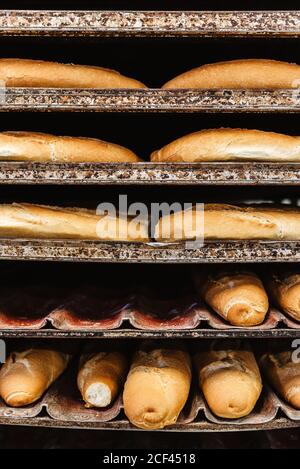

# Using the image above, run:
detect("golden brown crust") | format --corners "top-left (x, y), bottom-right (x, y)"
top-left (202, 272), bottom-right (269, 326)
top-left (0, 203), bottom-right (149, 241)
top-left (151, 128), bottom-right (300, 163)
top-left (77, 352), bottom-right (128, 408)
top-left (0, 131), bottom-right (141, 162)
top-left (268, 274), bottom-right (300, 321)
top-left (0, 58), bottom-right (146, 89)
top-left (154, 204), bottom-right (300, 242)
top-left (195, 349), bottom-right (262, 418)
top-left (162, 59), bottom-right (300, 89)
top-left (261, 351), bottom-right (300, 409)
top-left (0, 349), bottom-right (69, 407)
top-left (123, 349), bottom-right (192, 429)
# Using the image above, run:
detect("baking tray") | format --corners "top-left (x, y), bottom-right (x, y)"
top-left (0, 283), bottom-right (298, 333)
top-left (1, 89), bottom-right (299, 113)
top-left (1, 11), bottom-right (300, 38)
top-left (0, 367), bottom-right (299, 431)
top-left (3, 162), bottom-right (300, 186)
top-left (0, 239), bottom-right (299, 263)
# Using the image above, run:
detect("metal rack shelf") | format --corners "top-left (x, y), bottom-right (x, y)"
top-left (2, 161), bottom-right (300, 185)
top-left (0, 415), bottom-right (298, 433)
top-left (0, 89), bottom-right (299, 113)
top-left (0, 239), bottom-right (299, 263)
top-left (0, 328), bottom-right (299, 339)
top-left (1, 10), bottom-right (299, 38)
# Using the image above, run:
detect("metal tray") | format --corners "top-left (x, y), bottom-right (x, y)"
top-left (1, 10), bottom-right (299, 38)
top-left (1, 89), bottom-right (299, 113)
top-left (3, 162), bottom-right (300, 186)
top-left (0, 239), bottom-right (299, 263)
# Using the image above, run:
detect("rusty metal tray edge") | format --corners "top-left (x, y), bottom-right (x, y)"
top-left (3, 161), bottom-right (300, 185)
top-left (1, 88), bottom-right (300, 113)
top-left (1, 11), bottom-right (300, 37)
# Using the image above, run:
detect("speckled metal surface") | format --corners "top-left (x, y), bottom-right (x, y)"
top-left (0, 11), bottom-right (299, 37)
top-left (1, 88), bottom-right (299, 113)
top-left (0, 239), bottom-right (299, 263)
top-left (3, 162), bottom-right (300, 185)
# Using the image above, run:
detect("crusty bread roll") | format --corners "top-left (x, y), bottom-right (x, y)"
top-left (195, 348), bottom-right (262, 418)
top-left (261, 351), bottom-right (300, 409)
top-left (201, 272), bottom-right (269, 326)
top-left (268, 273), bottom-right (300, 321)
top-left (0, 58), bottom-right (146, 89)
top-left (0, 131), bottom-right (141, 163)
top-left (162, 59), bottom-right (300, 89)
top-left (0, 349), bottom-right (69, 407)
top-left (77, 351), bottom-right (128, 408)
top-left (123, 348), bottom-right (191, 429)
top-left (0, 203), bottom-right (149, 241)
top-left (151, 128), bottom-right (300, 163)
top-left (154, 204), bottom-right (300, 242)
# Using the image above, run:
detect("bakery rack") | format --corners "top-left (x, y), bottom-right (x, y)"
top-left (1, 8), bottom-right (300, 434)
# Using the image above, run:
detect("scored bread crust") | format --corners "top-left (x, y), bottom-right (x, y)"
top-left (77, 352), bottom-right (128, 408)
top-left (123, 349), bottom-right (192, 430)
top-left (195, 349), bottom-right (262, 419)
top-left (0, 131), bottom-right (141, 163)
top-left (162, 59), bottom-right (300, 89)
top-left (0, 349), bottom-right (69, 407)
top-left (151, 128), bottom-right (300, 163)
top-left (268, 273), bottom-right (300, 322)
top-left (0, 203), bottom-right (149, 241)
top-left (0, 58), bottom-right (147, 89)
top-left (261, 352), bottom-right (300, 409)
top-left (201, 272), bottom-right (269, 327)
top-left (154, 204), bottom-right (300, 242)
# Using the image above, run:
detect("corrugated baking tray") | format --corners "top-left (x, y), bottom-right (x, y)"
top-left (0, 239), bottom-right (299, 263)
top-left (2, 162), bottom-right (300, 186)
top-left (0, 11), bottom-right (299, 38)
top-left (1, 89), bottom-right (299, 113)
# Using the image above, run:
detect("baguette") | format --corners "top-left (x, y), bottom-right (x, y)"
top-left (0, 131), bottom-right (141, 163)
top-left (162, 59), bottom-right (300, 89)
top-left (261, 351), bottom-right (300, 409)
top-left (123, 348), bottom-right (192, 429)
top-left (154, 204), bottom-right (300, 242)
top-left (268, 273), bottom-right (300, 321)
top-left (0, 203), bottom-right (149, 241)
top-left (0, 349), bottom-right (69, 407)
top-left (0, 58), bottom-right (146, 89)
top-left (77, 351), bottom-right (128, 408)
top-left (195, 348), bottom-right (262, 418)
top-left (151, 128), bottom-right (300, 163)
top-left (201, 272), bottom-right (269, 326)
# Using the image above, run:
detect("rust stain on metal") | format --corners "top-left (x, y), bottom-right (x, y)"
top-left (0, 89), bottom-right (299, 113)
top-left (0, 11), bottom-right (299, 37)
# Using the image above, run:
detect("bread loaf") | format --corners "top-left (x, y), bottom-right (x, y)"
top-left (0, 131), bottom-right (141, 163)
top-left (261, 351), bottom-right (300, 409)
top-left (268, 273), bottom-right (300, 321)
top-left (0, 349), bottom-right (69, 407)
top-left (0, 58), bottom-right (146, 89)
top-left (0, 203), bottom-right (149, 241)
top-left (154, 204), bottom-right (300, 242)
top-left (123, 348), bottom-right (192, 429)
top-left (77, 351), bottom-right (128, 408)
top-left (151, 128), bottom-right (300, 163)
top-left (162, 59), bottom-right (300, 89)
top-left (195, 348), bottom-right (262, 418)
top-left (201, 272), bottom-right (269, 326)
